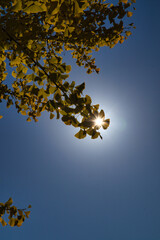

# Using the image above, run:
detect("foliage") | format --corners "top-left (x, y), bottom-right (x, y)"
top-left (0, 0), bottom-right (135, 140)
top-left (0, 198), bottom-right (31, 227)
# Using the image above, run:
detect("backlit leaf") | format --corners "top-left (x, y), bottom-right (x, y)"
top-left (24, 211), bottom-right (31, 218)
top-left (12, 0), bottom-right (22, 12)
top-left (50, 113), bottom-right (55, 119)
top-left (127, 11), bottom-right (133, 17)
top-left (5, 198), bottom-right (13, 207)
top-left (75, 129), bottom-right (86, 139)
top-left (9, 218), bottom-right (16, 227)
top-left (1, 219), bottom-right (7, 226)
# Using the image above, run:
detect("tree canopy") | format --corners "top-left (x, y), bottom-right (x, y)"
top-left (0, 0), bottom-right (136, 228)
top-left (0, 0), bottom-right (135, 140)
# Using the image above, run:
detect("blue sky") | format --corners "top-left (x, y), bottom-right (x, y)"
top-left (1, 0), bottom-right (160, 239)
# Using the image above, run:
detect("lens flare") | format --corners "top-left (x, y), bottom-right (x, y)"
top-left (95, 117), bottom-right (103, 127)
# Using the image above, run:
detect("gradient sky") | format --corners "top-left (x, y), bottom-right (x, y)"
top-left (1, 1), bottom-right (160, 239)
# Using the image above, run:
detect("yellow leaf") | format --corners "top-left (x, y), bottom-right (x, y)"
top-left (120, 39), bottom-right (124, 44)
top-left (5, 197), bottom-right (13, 207)
top-left (127, 11), bottom-right (133, 17)
top-left (1, 219), bottom-right (7, 227)
top-left (102, 119), bottom-right (110, 130)
top-left (120, 0), bottom-right (128, 3)
top-left (25, 211), bottom-right (31, 218)
top-left (126, 31), bottom-right (132, 36)
top-left (85, 95), bottom-right (92, 104)
top-left (12, 0), bottom-right (22, 12)
top-left (99, 110), bottom-right (105, 118)
top-left (23, 4), bottom-right (44, 13)
top-left (17, 219), bottom-right (23, 227)
top-left (91, 131), bottom-right (99, 139)
top-left (75, 129), bottom-right (86, 139)
top-left (50, 113), bottom-right (55, 119)
top-left (20, 111), bottom-right (27, 116)
top-left (0, 115), bottom-right (3, 119)
top-left (18, 210), bottom-right (23, 216)
top-left (9, 218), bottom-right (16, 227)
top-left (12, 71), bottom-right (17, 78)
top-left (66, 65), bottom-right (71, 73)
top-left (27, 117), bottom-right (31, 122)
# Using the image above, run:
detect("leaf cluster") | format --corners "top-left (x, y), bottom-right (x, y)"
top-left (0, 0), bottom-right (136, 139)
top-left (0, 198), bottom-right (31, 227)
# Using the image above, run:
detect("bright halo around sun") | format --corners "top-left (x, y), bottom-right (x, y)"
top-left (95, 117), bottom-right (103, 127)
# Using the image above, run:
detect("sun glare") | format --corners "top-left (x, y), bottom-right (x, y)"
top-left (95, 117), bottom-right (103, 127)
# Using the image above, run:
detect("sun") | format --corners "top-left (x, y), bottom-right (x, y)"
top-left (95, 117), bottom-right (103, 127)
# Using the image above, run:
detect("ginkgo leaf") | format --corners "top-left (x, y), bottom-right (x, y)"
top-left (12, 0), bottom-right (22, 12)
top-left (126, 31), bottom-right (132, 36)
top-left (66, 65), bottom-right (71, 73)
top-left (23, 4), bottom-right (44, 13)
top-left (50, 113), bottom-right (55, 119)
top-left (27, 117), bottom-right (32, 122)
top-left (24, 211), bottom-right (31, 218)
top-left (16, 218), bottom-right (24, 227)
top-left (102, 119), bottom-right (110, 129)
top-left (85, 95), bottom-right (92, 104)
top-left (20, 111), bottom-right (27, 116)
top-left (99, 110), bottom-right (105, 118)
top-left (120, 0), bottom-right (128, 3)
top-left (91, 131), bottom-right (99, 139)
top-left (1, 219), bottom-right (7, 227)
top-left (0, 0), bottom-right (135, 140)
top-left (9, 218), bottom-right (16, 227)
top-left (5, 198), bottom-right (13, 207)
top-left (18, 210), bottom-right (23, 216)
top-left (127, 11), bottom-right (133, 17)
top-left (75, 129), bottom-right (86, 139)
